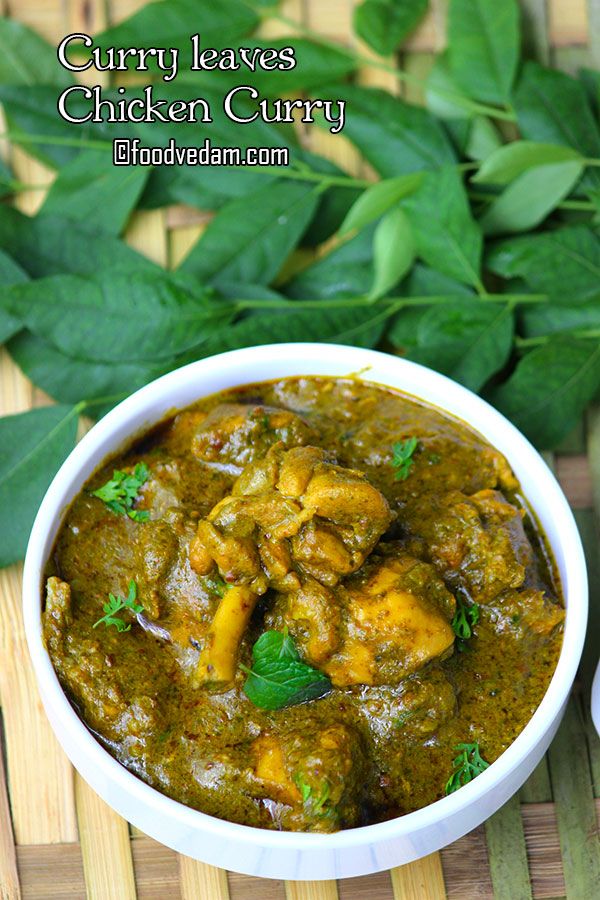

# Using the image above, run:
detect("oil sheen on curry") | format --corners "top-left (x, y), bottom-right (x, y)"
top-left (43, 377), bottom-right (564, 832)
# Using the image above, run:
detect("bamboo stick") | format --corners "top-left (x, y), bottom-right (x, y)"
top-left (391, 854), bottom-right (446, 900)
top-left (285, 882), bottom-right (339, 900)
top-left (0, 726), bottom-right (21, 900)
top-left (75, 774), bottom-right (137, 900)
top-left (178, 856), bottom-right (230, 900)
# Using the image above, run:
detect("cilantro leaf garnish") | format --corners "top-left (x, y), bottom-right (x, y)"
top-left (391, 437), bottom-right (418, 481)
top-left (445, 742), bottom-right (490, 795)
top-left (242, 629), bottom-right (331, 710)
top-left (451, 595), bottom-right (480, 651)
top-left (92, 580), bottom-right (144, 632)
top-left (91, 462), bottom-right (150, 522)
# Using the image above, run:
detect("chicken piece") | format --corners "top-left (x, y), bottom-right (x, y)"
top-left (404, 489), bottom-right (533, 605)
top-left (190, 445), bottom-right (392, 687)
top-left (270, 550), bottom-right (456, 685)
top-left (43, 577), bottom-right (73, 656)
top-left (268, 578), bottom-right (341, 665)
top-left (191, 403), bottom-right (318, 472)
top-left (357, 667), bottom-right (457, 748)
top-left (249, 722), bottom-right (367, 832)
top-left (484, 588), bottom-right (564, 643)
top-left (317, 553), bottom-right (455, 686)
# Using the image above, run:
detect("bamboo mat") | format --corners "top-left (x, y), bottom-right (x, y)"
top-left (1, 1), bottom-right (599, 898)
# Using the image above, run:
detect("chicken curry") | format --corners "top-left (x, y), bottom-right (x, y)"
top-left (43, 376), bottom-right (564, 832)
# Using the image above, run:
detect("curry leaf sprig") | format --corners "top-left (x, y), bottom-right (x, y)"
top-left (91, 462), bottom-right (151, 522)
top-left (242, 629), bottom-right (332, 710)
top-left (445, 742), bottom-right (490, 795)
top-left (391, 437), bottom-right (418, 481)
top-left (93, 580), bottom-right (144, 632)
top-left (451, 596), bottom-right (480, 651)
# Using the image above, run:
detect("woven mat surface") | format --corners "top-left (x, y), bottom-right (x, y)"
top-left (1, 2), bottom-right (599, 898)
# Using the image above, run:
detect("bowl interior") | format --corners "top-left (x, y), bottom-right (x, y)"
top-left (23, 343), bottom-right (588, 851)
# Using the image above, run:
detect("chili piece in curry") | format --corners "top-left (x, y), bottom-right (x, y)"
top-left (43, 376), bottom-right (564, 832)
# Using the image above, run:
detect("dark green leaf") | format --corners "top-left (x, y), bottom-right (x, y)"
top-left (326, 85), bottom-right (456, 177)
top-left (95, 0), bottom-right (258, 69)
top-left (0, 85), bottom-right (134, 168)
top-left (0, 405), bottom-right (79, 567)
top-left (0, 156), bottom-right (13, 197)
top-left (0, 208), bottom-right (158, 278)
top-left (486, 225), bottom-right (600, 302)
top-left (339, 173), bottom-right (423, 235)
top-left (41, 151), bottom-right (149, 235)
top-left (448, 0), bottom-right (520, 105)
top-left (489, 338), bottom-right (600, 448)
top-left (179, 302), bottom-right (389, 362)
top-left (285, 226), bottom-right (376, 300)
top-left (401, 167), bottom-right (483, 287)
top-left (370, 207), bottom-right (415, 299)
top-left (0, 271), bottom-right (230, 363)
top-left (520, 298), bottom-right (600, 339)
top-left (243, 630), bottom-right (331, 709)
top-left (474, 141), bottom-right (584, 185)
top-left (479, 160), bottom-right (584, 236)
top-left (0, 17), bottom-right (73, 86)
top-left (8, 331), bottom-right (163, 416)
top-left (353, 0), bottom-right (428, 56)
top-left (0, 249), bottom-right (28, 344)
top-left (405, 301), bottom-right (514, 391)
top-left (179, 181), bottom-right (320, 287)
top-left (513, 62), bottom-right (600, 189)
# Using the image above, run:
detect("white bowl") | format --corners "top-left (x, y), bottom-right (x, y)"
top-left (23, 343), bottom-right (588, 880)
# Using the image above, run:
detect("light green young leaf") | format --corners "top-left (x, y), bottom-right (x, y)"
top-left (464, 117), bottom-right (503, 161)
top-left (0, 17), bottom-right (73, 86)
top-left (339, 174), bottom-right (423, 235)
top-left (42, 151), bottom-right (149, 236)
top-left (180, 181), bottom-right (320, 287)
top-left (489, 338), bottom-right (600, 448)
top-left (448, 0), bottom-right (520, 106)
top-left (474, 141), bottom-right (584, 185)
top-left (353, 0), bottom-right (428, 57)
top-left (425, 52), bottom-right (473, 120)
top-left (0, 405), bottom-right (79, 567)
top-left (479, 159), bottom-right (584, 236)
top-left (401, 167), bottom-right (483, 287)
top-left (370, 208), bottom-right (415, 299)
top-left (513, 62), bottom-right (600, 189)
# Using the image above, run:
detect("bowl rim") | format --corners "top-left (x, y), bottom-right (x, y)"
top-left (23, 342), bottom-right (588, 850)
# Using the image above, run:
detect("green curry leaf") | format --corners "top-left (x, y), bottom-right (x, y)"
top-left (242, 630), bottom-right (332, 709)
top-left (0, 405), bottom-right (80, 567)
top-left (353, 0), bottom-right (428, 57)
top-left (447, 0), bottom-right (520, 106)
